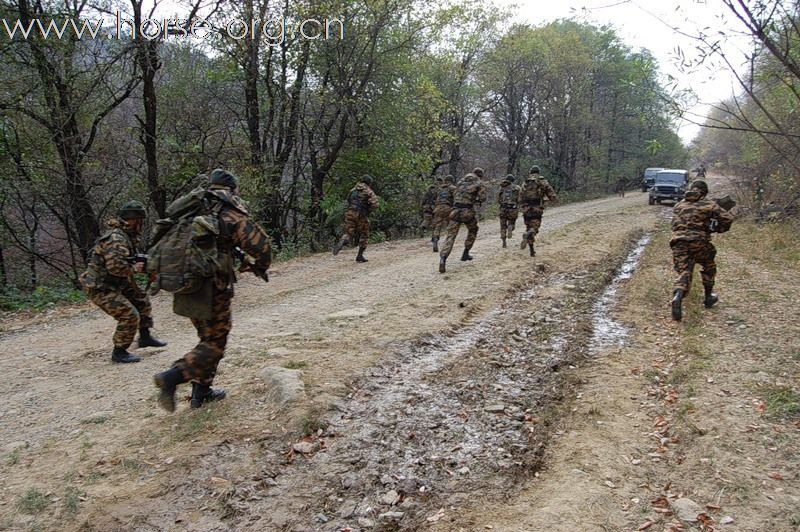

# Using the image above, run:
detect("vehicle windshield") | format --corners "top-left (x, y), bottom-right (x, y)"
top-left (644, 168), bottom-right (662, 178)
top-left (655, 172), bottom-right (685, 184)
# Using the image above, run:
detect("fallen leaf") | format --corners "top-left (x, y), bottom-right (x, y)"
top-left (637, 521), bottom-right (654, 530)
top-left (210, 476), bottom-right (229, 484)
top-left (705, 504), bottom-right (721, 511)
top-left (768, 472), bottom-right (784, 481)
top-left (756, 401), bottom-right (765, 413)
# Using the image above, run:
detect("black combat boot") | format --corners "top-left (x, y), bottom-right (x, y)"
top-left (520, 237), bottom-right (528, 250)
top-left (190, 382), bottom-right (226, 409)
top-left (439, 257), bottom-right (447, 274)
top-left (703, 283), bottom-right (719, 308)
top-left (153, 367), bottom-right (186, 413)
top-left (356, 248), bottom-right (368, 263)
top-left (502, 236), bottom-right (507, 248)
top-left (432, 237), bottom-right (439, 252)
top-left (460, 248), bottom-right (473, 261)
top-left (529, 243), bottom-right (536, 257)
top-left (671, 289), bottom-right (683, 321)
top-left (111, 346), bottom-right (141, 364)
top-left (138, 328), bottom-right (167, 348)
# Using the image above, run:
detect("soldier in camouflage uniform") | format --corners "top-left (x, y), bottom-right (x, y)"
top-left (153, 169), bottom-right (272, 411)
top-left (670, 180), bottom-right (734, 321)
top-left (519, 166), bottom-right (557, 256)
top-left (79, 201), bottom-right (167, 364)
top-left (498, 174), bottom-right (521, 248)
top-left (332, 175), bottom-right (380, 263)
top-left (439, 168), bottom-right (487, 273)
top-left (431, 175), bottom-right (456, 252)
top-left (420, 176), bottom-right (442, 238)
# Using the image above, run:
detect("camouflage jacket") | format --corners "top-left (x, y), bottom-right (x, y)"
top-left (453, 173), bottom-right (487, 207)
top-left (498, 181), bottom-right (521, 207)
top-left (81, 218), bottom-right (138, 289)
top-left (671, 192), bottom-right (734, 243)
top-left (421, 185), bottom-right (438, 211)
top-left (520, 175), bottom-right (557, 206)
top-left (346, 183), bottom-right (380, 215)
top-left (209, 188), bottom-right (272, 277)
top-left (435, 183), bottom-right (457, 207)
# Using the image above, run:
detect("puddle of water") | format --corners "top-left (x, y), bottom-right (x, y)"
top-left (588, 234), bottom-right (651, 354)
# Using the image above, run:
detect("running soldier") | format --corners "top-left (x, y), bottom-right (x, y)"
top-left (498, 174), bottom-right (521, 248)
top-left (153, 169), bottom-right (272, 411)
top-left (79, 201), bottom-right (167, 364)
top-left (332, 175), bottom-right (380, 263)
top-left (431, 175), bottom-right (456, 252)
top-left (519, 166), bottom-right (557, 256)
top-left (670, 180), bottom-right (734, 321)
top-left (438, 168), bottom-right (487, 273)
top-left (420, 176), bottom-right (442, 239)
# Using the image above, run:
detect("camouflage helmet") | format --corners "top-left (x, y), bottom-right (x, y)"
top-left (209, 168), bottom-right (238, 190)
top-left (530, 165), bottom-right (541, 175)
top-left (360, 174), bottom-right (373, 186)
top-left (472, 167), bottom-right (485, 178)
top-left (118, 200), bottom-right (146, 220)
top-left (444, 174), bottom-right (455, 183)
top-left (506, 173), bottom-right (515, 181)
top-left (690, 179), bottom-right (708, 195)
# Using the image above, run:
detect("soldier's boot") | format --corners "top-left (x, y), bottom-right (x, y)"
top-left (432, 237), bottom-right (439, 253)
top-left (501, 237), bottom-right (507, 248)
top-left (671, 289), bottom-right (683, 322)
top-left (332, 237), bottom-right (346, 256)
top-left (703, 283), bottom-right (719, 309)
top-left (190, 382), bottom-right (226, 409)
top-left (508, 227), bottom-right (514, 239)
top-left (529, 243), bottom-right (536, 257)
top-left (153, 367), bottom-right (186, 412)
top-left (111, 346), bottom-right (141, 364)
top-left (356, 247), bottom-right (368, 263)
top-left (138, 328), bottom-right (167, 348)
top-left (460, 247), bottom-right (473, 261)
top-left (439, 256), bottom-right (447, 274)
top-left (520, 234), bottom-right (528, 250)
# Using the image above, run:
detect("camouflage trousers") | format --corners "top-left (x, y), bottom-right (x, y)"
top-left (671, 239), bottom-right (717, 294)
top-left (174, 286), bottom-right (232, 385)
top-left (521, 205), bottom-right (544, 244)
top-left (86, 283), bottom-right (153, 348)
top-left (431, 205), bottom-right (451, 240)
top-left (340, 210), bottom-right (370, 251)
top-left (421, 208), bottom-right (434, 230)
top-left (440, 207), bottom-right (478, 258)
top-left (499, 206), bottom-right (519, 239)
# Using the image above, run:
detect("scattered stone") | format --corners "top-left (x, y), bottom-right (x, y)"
top-left (457, 467), bottom-right (470, 475)
top-left (325, 308), bottom-right (370, 320)
top-left (259, 366), bottom-right (307, 406)
top-left (672, 498), bottom-right (703, 522)
top-left (380, 490), bottom-right (400, 506)
top-left (357, 517), bottom-right (375, 528)
top-left (564, 284), bottom-right (577, 290)
top-left (292, 441), bottom-right (320, 455)
top-left (266, 347), bottom-right (296, 358)
top-left (314, 514), bottom-right (329, 523)
top-left (485, 404), bottom-right (506, 413)
top-left (380, 474), bottom-right (393, 486)
top-left (379, 511), bottom-right (405, 521)
top-left (339, 500), bottom-right (358, 519)
top-left (720, 516), bottom-right (735, 526)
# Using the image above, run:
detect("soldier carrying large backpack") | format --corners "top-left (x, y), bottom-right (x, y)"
top-left (152, 169), bottom-right (272, 412)
top-left (438, 168), bottom-right (487, 273)
top-left (519, 166), bottom-right (557, 256)
top-left (431, 175), bottom-right (456, 252)
top-left (332, 175), bottom-right (380, 263)
top-left (79, 201), bottom-right (167, 364)
top-left (498, 174), bottom-right (521, 248)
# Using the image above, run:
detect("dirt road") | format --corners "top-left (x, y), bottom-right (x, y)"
top-left (1, 192), bottom-right (661, 531)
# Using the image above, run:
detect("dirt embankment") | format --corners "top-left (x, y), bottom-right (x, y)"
top-left (1, 192), bottom-right (660, 531)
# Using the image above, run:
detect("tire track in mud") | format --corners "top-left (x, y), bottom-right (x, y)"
top-left (218, 233), bottom-right (654, 531)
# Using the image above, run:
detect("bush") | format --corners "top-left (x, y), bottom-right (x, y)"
top-left (0, 285), bottom-right (86, 312)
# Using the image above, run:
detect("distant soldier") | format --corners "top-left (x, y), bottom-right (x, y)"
top-left (439, 167), bottom-right (487, 273)
top-left (616, 176), bottom-right (628, 197)
top-left (670, 179), bottom-right (734, 321)
top-left (694, 164), bottom-right (707, 178)
top-left (519, 166), bottom-right (557, 256)
top-left (431, 175), bottom-right (456, 252)
top-left (420, 176), bottom-right (442, 239)
top-left (332, 175), bottom-right (380, 263)
top-left (498, 174), bottom-right (521, 248)
top-left (79, 201), bottom-right (167, 364)
top-left (153, 169), bottom-right (272, 411)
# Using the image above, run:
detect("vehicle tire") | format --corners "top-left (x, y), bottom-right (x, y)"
top-left (656, 199), bottom-right (661, 204)
top-left (648, 197), bottom-right (654, 205)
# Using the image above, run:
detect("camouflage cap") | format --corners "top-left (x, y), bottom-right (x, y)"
top-left (530, 165), bottom-right (541, 174)
top-left (444, 175), bottom-right (455, 183)
top-left (360, 174), bottom-right (373, 186)
top-left (118, 200), bottom-right (146, 220)
top-left (472, 167), bottom-right (484, 178)
top-left (209, 168), bottom-right (238, 190)
top-left (690, 179), bottom-right (708, 194)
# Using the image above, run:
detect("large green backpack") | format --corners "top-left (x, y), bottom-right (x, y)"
top-left (146, 187), bottom-right (225, 297)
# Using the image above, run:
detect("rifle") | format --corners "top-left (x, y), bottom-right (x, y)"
top-left (235, 247), bottom-right (269, 283)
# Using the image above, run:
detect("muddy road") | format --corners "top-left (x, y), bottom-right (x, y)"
top-left (1, 192), bottom-right (661, 531)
